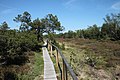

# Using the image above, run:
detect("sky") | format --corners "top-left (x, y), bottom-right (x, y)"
top-left (0, 0), bottom-right (120, 32)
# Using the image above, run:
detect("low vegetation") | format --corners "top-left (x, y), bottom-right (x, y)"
top-left (0, 11), bottom-right (63, 80)
top-left (57, 38), bottom-right (120, 80)
top-left (0, 10), bottom-right (120, 80)
top-left (18, 52), bottom-right (44, 80)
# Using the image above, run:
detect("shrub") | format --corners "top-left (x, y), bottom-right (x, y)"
top-left (0, 30), bottom-right (39, 65)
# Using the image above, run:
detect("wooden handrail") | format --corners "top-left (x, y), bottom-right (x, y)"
top-left (47, 41), bottom-right (78, 80)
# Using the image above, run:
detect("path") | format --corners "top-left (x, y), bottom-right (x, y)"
top-left (42, 41), bottom-right (57, 80)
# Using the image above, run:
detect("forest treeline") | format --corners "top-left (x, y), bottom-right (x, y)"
top-left (55, 13), bottom-right (120, 41)
top-left (0, 11), bottom-right (63, 65)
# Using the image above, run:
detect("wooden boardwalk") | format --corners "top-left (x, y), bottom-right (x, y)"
top-left (42, 46), bottom-right (57, 80)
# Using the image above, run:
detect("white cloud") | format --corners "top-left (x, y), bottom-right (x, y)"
top-left (0, 3), bottom-right (17, 14)
top-left (65, 0), bottom-right (77, 5)
top-left (111, 2), bottom-right (120, 10)
top-left (1, 8), bottom-right (16, 14)
top-left (0, 3), bottom-right (12, 9)
top-left (63, 0), bottom-right (78, 10)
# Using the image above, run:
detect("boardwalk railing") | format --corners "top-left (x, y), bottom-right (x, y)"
top-left (47, 40), bottom-right (78, 80)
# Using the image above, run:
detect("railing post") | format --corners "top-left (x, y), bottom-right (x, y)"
top-left (49, 44), bottom-right (51, 51)
top-left (51, 45), bottom-right (52, 56)
top-left (65, 65), bottom-right (68, 80)
top-left (56, 50), bottom-right (59, 67)
top-left (62, 60), bottom-right (68, 80)
top-left (47, 42), bottom-right (49, 50)
top-left (62, 60), bottom-right (65, 80)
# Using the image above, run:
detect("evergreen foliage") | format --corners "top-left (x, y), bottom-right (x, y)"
top-left (56, 13), bottom-right (120, 40)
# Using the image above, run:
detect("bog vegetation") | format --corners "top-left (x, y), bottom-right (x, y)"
top-left (0, 11), bottom-right (120, 80)
top-left (0, 11), bottom-right (63, 79)
top-left (54, 13), bottom-right (120, 80)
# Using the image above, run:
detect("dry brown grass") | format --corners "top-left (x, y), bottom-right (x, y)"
top-left (56, 38), bottom-right (120, 80)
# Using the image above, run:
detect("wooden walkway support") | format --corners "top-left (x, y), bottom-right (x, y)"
top-left (42, 46), bottom-right (57, 80)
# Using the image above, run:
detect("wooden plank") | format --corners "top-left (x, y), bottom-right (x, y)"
top-left (42, 47), bottom-right (57, 80)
